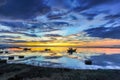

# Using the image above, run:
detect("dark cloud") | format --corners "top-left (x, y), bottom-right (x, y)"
top-left (80, 13), bottom-right (98, 20)
top-left (0, 0), bottom-right (6, 6)
top-left (0, 21), bottom-right (26, 31)
top-left (2, 39), bottom-right (26, 43)
top-left (0, 0), bottom-right (51, 19)
top-left (46, 0), bottom-right (112, 10)
top-left (75, 0), bottom-right (120, 20)
top-left (23, 33), bottom-right (38, 37)
top-left (104, 14), bottom-right (120, 20)
top-left (73, 0), bottom-right (111, 12)
top-left (0, 0), bottom-right (120, 43)
top-left (0, 21), bottom-right (69, 32)
top-left (45, 34), bottom-right (62, 37)
top-left (0, 0), bottom-right (119, 19)
top-left (0, 35), bottom-right (19, 38)
top-left (0, 44), bottom-right (18, 48)
top-left (85, 26), bottom-right (120, 39)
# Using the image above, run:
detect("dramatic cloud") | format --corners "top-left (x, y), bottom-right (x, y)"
top-left (85, 26), bottom-right (120, 39)
top-left (0, 0), bottom-right (120, 46)
top-left (0, 0), bottom-right (50, 19)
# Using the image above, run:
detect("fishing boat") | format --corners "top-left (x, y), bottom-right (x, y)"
top-left (0, 49), bottom-right (9, 54)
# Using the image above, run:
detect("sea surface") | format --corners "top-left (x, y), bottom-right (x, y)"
top-left (0, 47), bottom-right (120, 69)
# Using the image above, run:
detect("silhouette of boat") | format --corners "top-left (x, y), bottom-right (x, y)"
top-left (8, 56), bottom-right (14, 60)
top-left (0, 49), bottom-right (9, 54)
top-left (23, 48), bottom-right (31, 51)
top-left (67, 48), bottom-right (76, 55)
top-left (45, 49), bottom-right (51, 51)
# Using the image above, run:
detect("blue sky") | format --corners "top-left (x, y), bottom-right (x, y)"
top-left (0, 0), bottom-right (120, 46)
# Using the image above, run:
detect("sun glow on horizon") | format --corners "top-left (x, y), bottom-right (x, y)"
top-left (10, 39), bottom-right (120, 47)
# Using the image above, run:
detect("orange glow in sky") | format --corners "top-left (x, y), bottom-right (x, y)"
top-left (12, 39), bottom-right (120, 47)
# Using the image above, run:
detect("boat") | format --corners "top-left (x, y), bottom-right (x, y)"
top-left (67, 48), bottom-right (77, 55)
top-left (0, 49), bottom-right (10, 54)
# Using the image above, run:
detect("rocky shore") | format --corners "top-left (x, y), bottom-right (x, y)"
top-left (0, 63), bottom-right (120, 80)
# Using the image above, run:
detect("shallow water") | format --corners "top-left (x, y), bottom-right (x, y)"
top-left (0, 47), bottom-right (120, 69)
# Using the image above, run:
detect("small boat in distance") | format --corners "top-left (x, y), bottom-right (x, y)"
top-left (23, 48), bottom-right (31, 51)
top-left (45, 49), bottom-right (51, 51)
top-left (67, 48), bottom-right (77, 55)
top-left (0, 49), bottom-right (10, 54)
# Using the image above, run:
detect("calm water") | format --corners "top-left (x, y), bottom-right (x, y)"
top-left (1, 47), bottom-right (120, 69)
top-left (8, 47), bottom-right (120, 54)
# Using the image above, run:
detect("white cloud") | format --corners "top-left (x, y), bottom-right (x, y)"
top-left (0, 24), bottom-right (11, 31)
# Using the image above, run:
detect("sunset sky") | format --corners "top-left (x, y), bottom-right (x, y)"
top-left (0, 0), bottom-right (120, 47)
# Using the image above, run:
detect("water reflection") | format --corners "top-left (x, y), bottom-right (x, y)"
top-left (0, 47), bottom-right (120, 69)
top-left (8, 47), bottom-right (120, 54)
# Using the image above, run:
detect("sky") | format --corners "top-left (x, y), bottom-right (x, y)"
top-left (0, 0), bottom-right (120, 47)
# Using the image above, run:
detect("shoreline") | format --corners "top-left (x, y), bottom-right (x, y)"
top-left (0, 63), bottom-right (120, 80)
